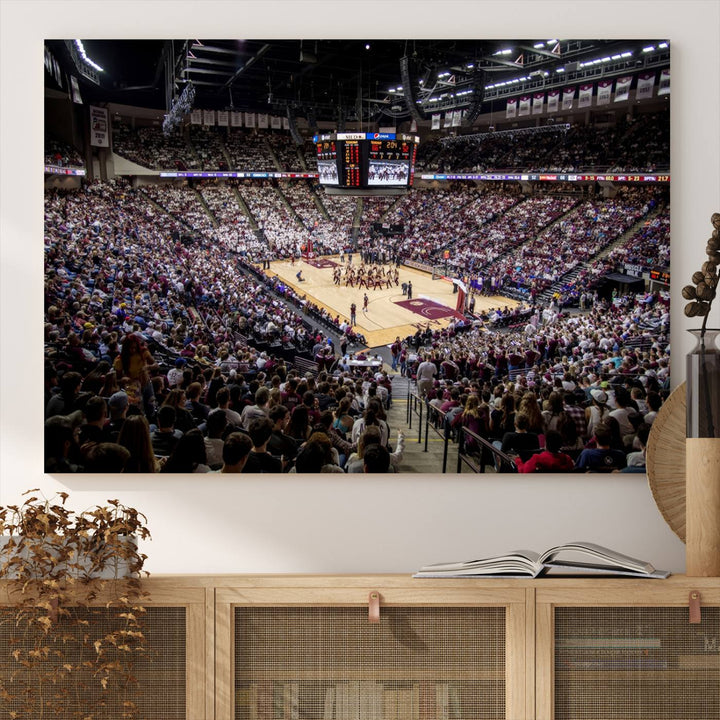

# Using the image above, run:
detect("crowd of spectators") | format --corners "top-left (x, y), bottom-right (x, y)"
top-left (44, 110), bottom-right (671, 474)
top-left (489, 187), bottom-right (663, 295)
top-left (403, 288), bottom-right (669, 472)
top-left (224, 130), bottom-right (279, 171)
top-left (45, 137), bottom-right (85, 168)
top-left (416, 110), bottom-right (669, 174)
top-left (112, 124), bottom-right (196, 170)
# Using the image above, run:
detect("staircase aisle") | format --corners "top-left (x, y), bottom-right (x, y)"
top-left (386, 375), bottom-right (461, 474)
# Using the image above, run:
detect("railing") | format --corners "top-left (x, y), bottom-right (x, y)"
top-left (407, 390), bottom-right (425, 446)
top-left (406, 381), bottom-right (452, 474)
top-left (424, 404), bottom-right (451, 474)
top-left (456, 427), bottom-right (518, 474)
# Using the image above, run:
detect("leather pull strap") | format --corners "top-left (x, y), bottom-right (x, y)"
top-left (368, 591), bottom-right (380, 624)
top-left (689, 590), bottom-right (702, 624)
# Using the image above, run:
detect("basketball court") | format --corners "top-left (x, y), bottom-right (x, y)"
top-left (265, 256), bottom-right (521, 347)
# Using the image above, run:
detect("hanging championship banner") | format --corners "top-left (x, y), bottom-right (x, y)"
top-left (258, 113), bottom-right (269, 128)
top-left (658, 68), bottom-right (670, 96)
top-left (518, 96), bottom-right (531, 116)
top-left (562, 86), bottom-right (575, 110)
top-left (217, 111), bottom-right (229, 127)
top-left (282, 117), bottom-right (289, 130)
top-left (410, 119), bottom-right (417, 132)
top-left (53, 58), bottom-right (63, 88)
top-left (578, 83), bottom-right (593, 108)
top-left (245, 112), bottom-right (256, 128)
top-left (547, 89), bottom-right (560, 113)
top-left (230, 111), bottom-right (243, 127)
top-left (451, 110), bottom-right (462, 127)
top-left (203, 109), bottom-right (215, 126)
top-left (614, 76), bottom-right (632, 103)
top-left (432, 113), bottom-right (441, 129)
top-left (443, 112), bottom-right (452, 128)
top-left (636, 72), bottom-right (656, 100)
top-left (191, 109), bottom-right (202, 125)
top-left (505, 98), bottom-right (517, 118)
top-left (597, 80), bottom-right (612, 105)
top-left (70, 75), bottom-right (83, 104)
top-left (532, 92), bottom-right (544, 114)
top-left (89, 106), bottom-right (109, 147)
top-left (271, 115), bottom-right (282, 129)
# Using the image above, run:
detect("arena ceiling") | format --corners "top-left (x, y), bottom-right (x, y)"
top-left (45, 38), bottom-right (669, 124)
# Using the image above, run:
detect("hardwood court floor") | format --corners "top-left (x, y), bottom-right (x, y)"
top-left (265, 257), bottom-right (520, 348)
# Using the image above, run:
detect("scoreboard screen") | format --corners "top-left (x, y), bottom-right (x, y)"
top-left (316, 140), bottom-right (339, 185)
top-left (368, 139), bottom-right (412, 186)
top-left (314, 132), bottom-right (419, 189)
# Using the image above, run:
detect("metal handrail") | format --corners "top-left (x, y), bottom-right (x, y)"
top-left (456, 426), bottom-right (518, 474)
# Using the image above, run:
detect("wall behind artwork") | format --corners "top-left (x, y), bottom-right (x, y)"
top-left (0, 0), bottom-right (717, 575)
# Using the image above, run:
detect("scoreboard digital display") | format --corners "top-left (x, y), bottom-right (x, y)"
top-left (343, 140), bottom-right (361, 187)
top-left (314, 132), bottom-right (419, 189)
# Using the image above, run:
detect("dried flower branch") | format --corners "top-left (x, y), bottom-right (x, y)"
top-left (0, 492), bottom-right (151, 719)
top-left (682, 212), bottom-right (720, 335)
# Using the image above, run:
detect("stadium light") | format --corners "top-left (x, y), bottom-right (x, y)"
top-left (643, 46), bottom-right (656, 53)
top-left (74, 40), bottom-right (103, 72)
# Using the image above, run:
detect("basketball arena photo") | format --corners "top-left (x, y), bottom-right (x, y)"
top-left (42, 38), bottom-right (670, 474)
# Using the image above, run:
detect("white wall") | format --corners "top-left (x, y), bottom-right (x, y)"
top-left (1, 0), bottom-right (718, 575)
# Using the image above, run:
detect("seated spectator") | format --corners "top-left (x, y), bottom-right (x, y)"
top-left (500, 412), bottom-right (540, 462)
top-left (575, 423), bottom-right (627, 472)
top-left (118, 415), bottom-right (160, 473)
top-left (185, 382), bottom-right (210, 428)
top-left (46, 371), bottom-right (84, 419)
top-left (266, 404), bottom-right (299, 470)
top-left (644, 391), bottom-right (662, 426)
top-left (515, 430), bottom-right (575, 473)
top-left (78, 395), bottom-right (109, 447)
top-left (45, 412), bottom-right (84, 473)
top-left (162, 428), bottom-right (211, 473)
top-left (83, 442), bottom-right (131, 473)
top-left (363, 444), bottom-right (391, 473)
top-left (346, 426), bottom-right (404, 473)
top-left (220, 432), bottom-right (253, 473)
top-left (242, 417), bottom-right (282, 473)
top-left (106, 391), bottom-right (130, 442)
top-left (151, 405), bottom-right (183, 458)
top-left (204, 408), bottom-right (229, 470)
top-left (623, 423), bottom-right (651, 472)
top-left (291, 432), bottom-right (344, 474)
top-left (240, 387), bottom-right (270, 430)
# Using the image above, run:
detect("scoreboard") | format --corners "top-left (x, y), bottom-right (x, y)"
top-left (314, 132), bottom-right (419, 189)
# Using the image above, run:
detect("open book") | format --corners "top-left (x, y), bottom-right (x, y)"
top-left (414, 541), bottom-right (671, 579)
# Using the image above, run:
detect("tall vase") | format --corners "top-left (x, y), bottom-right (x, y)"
top-left (685, 328), bottom-right (720, 576)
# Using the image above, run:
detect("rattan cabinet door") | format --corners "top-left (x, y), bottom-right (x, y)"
top-left (216, 578), bottom-right (530, 720)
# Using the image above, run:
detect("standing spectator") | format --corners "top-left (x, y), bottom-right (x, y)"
top-left (416, 354), bottom-right (438, 398)
top-left (113, 333), bottom-right (157, 419)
